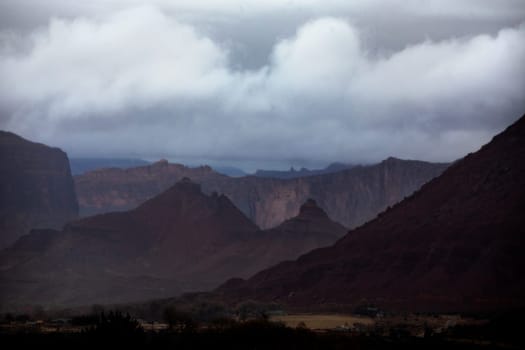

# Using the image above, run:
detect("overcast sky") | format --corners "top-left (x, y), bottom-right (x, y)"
top-left (1, 0), bottom-right (524, 171)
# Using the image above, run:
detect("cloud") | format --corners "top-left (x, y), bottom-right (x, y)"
top-left (2, 1), bottom-right (525, 22)
top-left (268, 18), bottom-right (362, 97)
top-left (0, 6), bottom-right (524, 169)
top-left (0, 6), bottom-right (230, 118)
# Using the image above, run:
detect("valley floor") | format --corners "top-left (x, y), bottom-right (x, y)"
top-left (1, 312), bottom-right (522, 349)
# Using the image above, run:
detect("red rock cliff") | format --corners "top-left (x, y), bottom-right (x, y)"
top-left (0, 131), bottom-right (78, 249)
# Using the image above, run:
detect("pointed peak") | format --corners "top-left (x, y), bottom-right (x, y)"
top-left (137, 177), bottom-right (203, 211)
top-left (178, 176), bottom-right (198, 184)
top-left (301, 198), bottom-right (318, 208)
top-left (171, 177), bottom-right (202, 193)
top-left (298, 198), bottom-right (327, 218)
top-left (180, 176), bottom-right (192, 183)
top-left (383, 156), bottom-right (402, 163)
top-left (153, 159), bottom-right (169, 166)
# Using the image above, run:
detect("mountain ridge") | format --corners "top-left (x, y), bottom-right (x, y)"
top-left (0, 178), bottom-right (347, 310)
top-left (75, 157), bottom-right (449, 230)
top-left (217, 114), bottom-right (525, 313)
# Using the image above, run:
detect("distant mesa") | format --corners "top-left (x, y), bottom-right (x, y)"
top-left (0, 131), bottom-right (78, 249)
top-left (69, 157), bottom-right (151, 175)
top-left (213, 166), bottom-right (247, 177)
top-left (74, 156), bottom-right (448, 230)
top-left (253, 162), bottom-right (355, 179)
top-left (74, 160), bottom-right (223, 216)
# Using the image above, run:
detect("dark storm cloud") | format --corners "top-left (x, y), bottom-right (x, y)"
top-left (0, 1), bottom-right (524, 170)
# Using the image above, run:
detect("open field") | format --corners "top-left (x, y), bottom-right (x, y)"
top-left (1, 310), bottom-right (522, 349)
top-left (271, 314), bottom-right (374, 330)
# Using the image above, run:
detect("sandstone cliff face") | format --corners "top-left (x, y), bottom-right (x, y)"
top-left (75, 158), bottom-right (448, 230)
top-left (218, 114), bottom-right (525, 313)
top-left (75, 159), bottom-right (226, 217)
top-left (0, 179), bottom-right (347, 309)
top-left (203, 158), bottom-right (449, 229)
top-left (0, 131), bottom-right (78, 249)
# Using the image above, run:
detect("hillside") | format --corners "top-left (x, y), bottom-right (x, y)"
top-left (0, 179), bottom-right (346, 309)
top-left (217, 114), bottom-right (525, 313)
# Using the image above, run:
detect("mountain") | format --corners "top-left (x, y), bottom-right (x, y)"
top-left (75, 159), bottom-right (227, 217)
top-left (217, 114), bottom-right (525, 313)
top-left (203, 158), bottom-right (449, 230)
top-left (0, 131), bottom-right (78, 249)
top-left (253, 162), bottom-right (354, 179)
top-left (212, 166), bottom-right (247, 177)
top-left (75, 158), bottom-right (448, 229)
top-left (69, 158), bottom-right (150, 175)
top-left (0, 179), bottom-right (346, 309)
top-left (240, 199), bottom-right (347, 275)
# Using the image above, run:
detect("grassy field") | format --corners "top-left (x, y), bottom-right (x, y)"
top-left (271, 314), bottom-right (374, 330)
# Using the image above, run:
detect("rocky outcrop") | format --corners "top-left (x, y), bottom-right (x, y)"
top-left (0, 179), bottom-right (347, 309)
top-left (203, 158), bottom-right (449, 230)
top-left (217, 114), bottom-right (525, 313)
top-left (0, 131), bottom-right (78, 249)
top-left (75, 159), bottom-right (226, 217)
top-left (75, 158), bottom-right (448, 230)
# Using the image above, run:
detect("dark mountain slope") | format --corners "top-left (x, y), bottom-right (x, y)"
top-left (0, 179), bottom-right (346, 309)
top-left (218, 114), bottom-right (525, 313)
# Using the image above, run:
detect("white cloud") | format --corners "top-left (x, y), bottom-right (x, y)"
top-left (1, 6), bottom-right (230, 120)
top-left (3, 1), bottom-right (524, 21)
top-left (268, 18), bottom-right (362, 97)
top-left (0, 6), bottom-right (524, 169)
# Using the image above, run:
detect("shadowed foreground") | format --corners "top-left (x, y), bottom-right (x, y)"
top-left (1, 309), bottom-right (522, 349)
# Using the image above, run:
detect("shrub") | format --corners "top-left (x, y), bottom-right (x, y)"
top-left (163, 306), bottom-right (196, 332)
top-left (83, 311), bottom-right (144, 345)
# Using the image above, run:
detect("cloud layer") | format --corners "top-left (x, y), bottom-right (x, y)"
top-left (1, 4), bottom-right (524, 169)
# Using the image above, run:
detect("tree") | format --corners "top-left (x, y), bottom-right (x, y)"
top-left (84, 311), bottom-right (144, 345)
top-left (163, 306), bottom-right (196, 332)
top-left (296, 321), bottom-right (307, 329)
